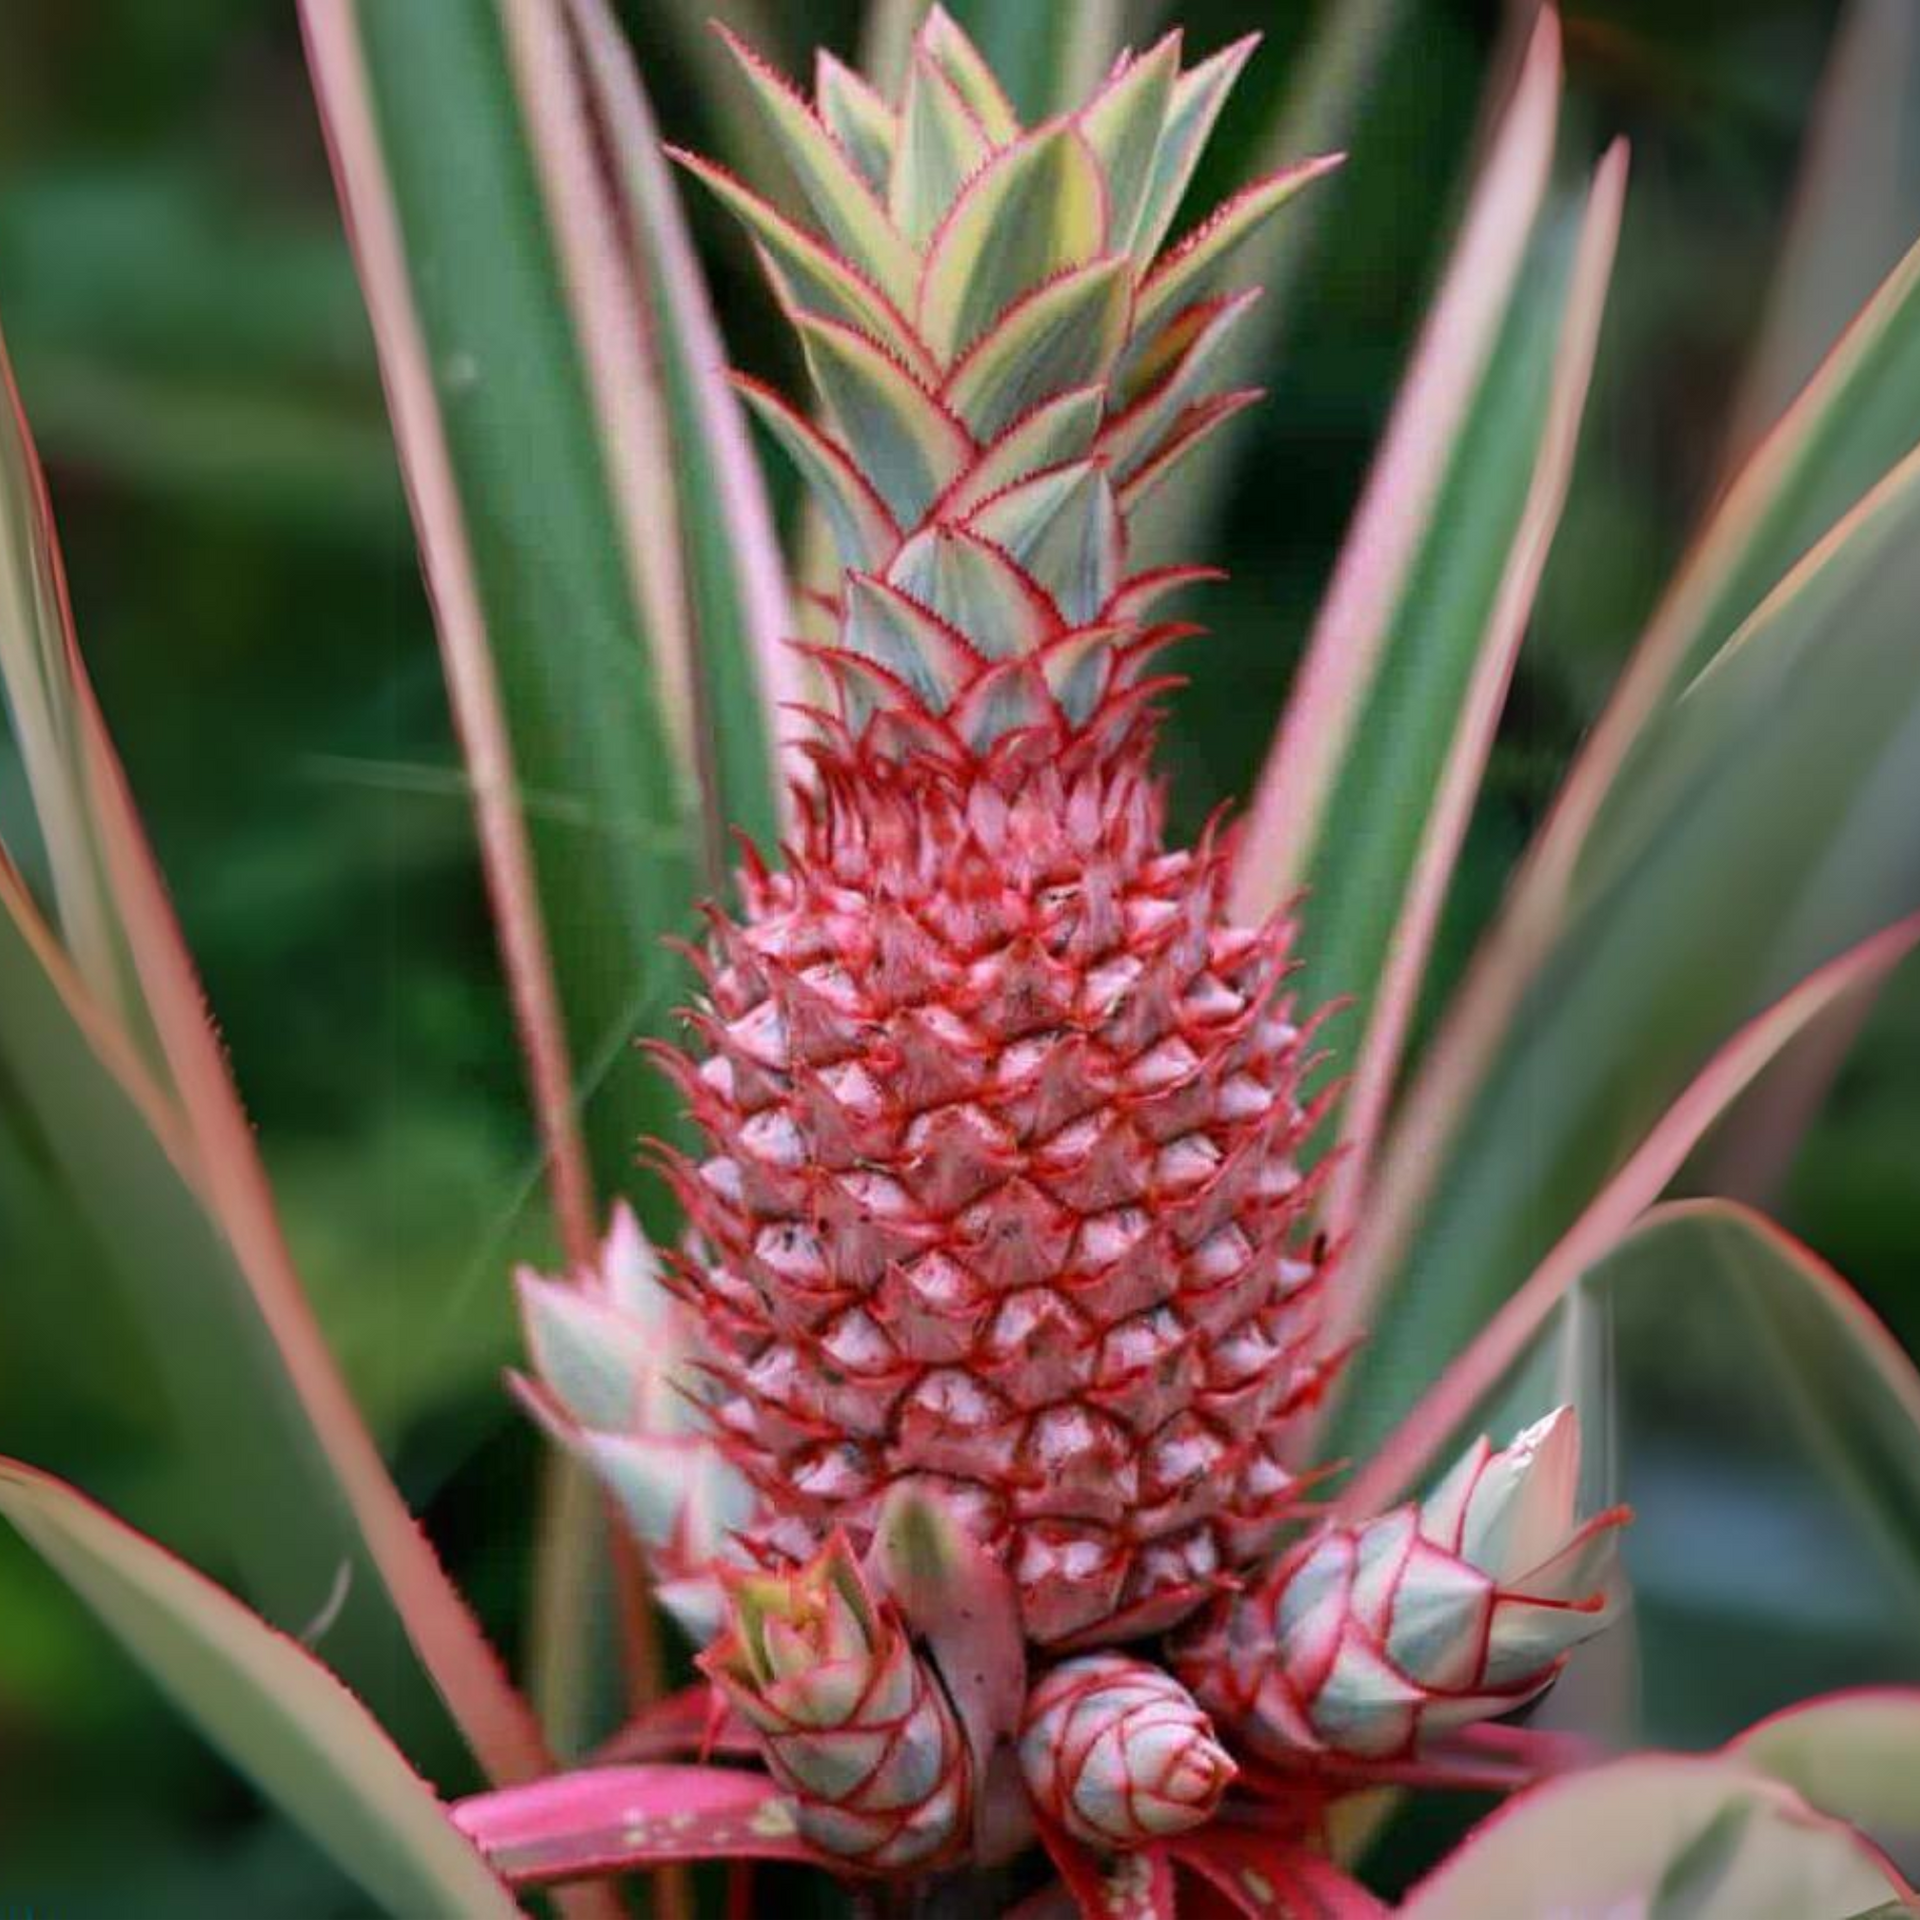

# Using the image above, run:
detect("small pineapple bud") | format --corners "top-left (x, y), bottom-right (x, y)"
top-left (1179, 1408), bottom-right (1627, 1763)
top-left (514, 1204), bottom-right (758, 1640)
top-left (1020, 1654), bottom-right (1236, 1850)
top-left (700, 1534), bottom-right (972, 1874)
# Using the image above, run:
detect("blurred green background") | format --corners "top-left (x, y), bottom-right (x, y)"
top-left (2, 0), bottom-right (1916, 1911)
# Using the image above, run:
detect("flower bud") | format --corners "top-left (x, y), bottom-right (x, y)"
top-left (1021, 1654), bottom-right (1235, 1849)
top-left (701, 1535), bottom-right (971, 1874)
top-left (1179, 1408), bottom-right (1626, 1763)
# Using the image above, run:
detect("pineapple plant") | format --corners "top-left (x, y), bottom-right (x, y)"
top-left (5, 1), bottom-right (1920, 1915)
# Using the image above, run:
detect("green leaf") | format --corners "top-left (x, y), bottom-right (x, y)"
top-left (1129, 154), bottom-right (1345, 353)
top-left (918, 124), bottom-right (1107, 364)
top-left (796, 312), bottom-right (973, 524)
top-left (307, 0), bottom-right (705, 1217)
top-left (735, 375), bottom-right (900, 573)
top-left (713, 21), bottom-right (918, 307)
top-left (1077, 33), bottom-right (1181, 253)
top-left (1101, 287), bottom-right (1262, 478)
top-left (1400, 1754), bottom-right (1904, 1919)
top-left (966, 460), bottom-right (1120, 624)
top-left (948, 385), bottom-right (1105, 511)
top-left (943, 0), bottom-right (1118, 125)
top-left (0, 332), bottom-right (150, 1044)
top-left (0, 1459), bottom-right (518, 1920)
top-left (1133, 0), bottom-right (1410, 562)
top-left (942, 255), bottom-right (1130, 441)
top-left (1403, 220), bottom-right (1920, 1226)
top-left (816, 49), bottom-right (898, 195)
top-left (1333, 423), bottom-right (1920, 1467)
top-left (890, 49), bottom-right (993, 245)
top-left (1129, 33), bottom-right (1259, 268)
top-left (668, 144), bottom-right (930, 375)
top-left (1293, 156), bottom-right (1622, 1234)
top-left (1230, 9), bottom-right (1561, 927)
top-left (568, 0), bottom-right (797, 857)
top-left (0, 324), bottom-right (544, 1786)
top-left (1400, 1203), bottom-right (1920, 1749)
top-left (1732, 1689), bottom-right (1920, 1879)
top-left (1336, 918), bottom-right (1920, 1509)
top-left (0, 883), bottom-right (477, 1772)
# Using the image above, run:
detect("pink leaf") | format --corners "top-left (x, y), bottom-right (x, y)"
top-left (1037, 1822), bottom-right (1177, 1918)
top-left (452, 1764), bottom-right (825, 1886)
top-left (1165, 1825), bottom-right (1388, 1917)
top-left (870, 1481), bottom-right (1028, 1815)
top-left (595, 1683), bottom-right (759, 1764)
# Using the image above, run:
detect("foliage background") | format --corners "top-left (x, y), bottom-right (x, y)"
top-left (1, 0), bottom-right (1915, 1911)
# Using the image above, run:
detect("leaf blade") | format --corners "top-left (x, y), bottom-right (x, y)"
top-left (0, 1459), bottom-right (519, 1920)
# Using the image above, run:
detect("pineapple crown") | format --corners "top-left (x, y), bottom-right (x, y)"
top-left (671, 10), bottom-right (1341, 759)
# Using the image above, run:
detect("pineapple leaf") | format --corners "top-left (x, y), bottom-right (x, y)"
top-left (669, 145), bottom-right (933, 376)
top-left (571, 0), bottom-right (799, 850)
top-left (452, 1764), bottom-right (819, 1885)
top-left (886, 524), bottom-right (1060, 658)
top-left (1400, 1751), bottom-right (1906, 1917)
top-left (918, 3), bottom-right (1023, 143)
top-left (917, 122), bottom-right (1109, 364)
top-left (1733, 1689), bottom-right (1920, 1877)
top-left (1115, 389), bottom-right (1264, 518)
top-left (948, 384), bottom-right (1108, 510)
top-left (0, 314), bottom-right (546, 1785)
top-left (0, 1461), bottom-right (519, 1918)
top-left (1101, 286), bottom-right (1263, 476)
top-left (1233, 10), bottom-right (1561, 924)
top-left (967, 460), bottom-right (1124, 624)
top-left (1338, 417), bottom-right (1920, 1473)
top-left (1339, 914), bottom-right (1920, 1516)
top-left (1078, 32), bottom-right (1184, 254)
top-left (796, 313), bottom-right (975, 524)
top-left (1129, 31), bottom-right (1260, 266)
top-left (1130, 152), bottom-right (1346, 359)
top-left (713, 22), bottom-right (919, 308)
top-left (891, 49), bottom-right (995, 245)
top-left (942, 255), bottom-right (1132, 439)
top-left (844, 573), bottom-right (986, 708)
top-left (734, 374), bottom-right (902, 574)
top-left (815, 48), bottom-right (898, 196)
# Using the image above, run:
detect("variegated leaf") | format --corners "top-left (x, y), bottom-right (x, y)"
top-left (815, 48), bottom-right (897, 195)
top-left (733, 376), bottom-right (901, 573)
top-left (1129, 33), bottom-right (1260, 265)
top-left (891, 49), bottom-right (994, 244)
top-left (1132, 154), bottom-right (1346, 354)
top-left (669, 146), bottom-right (931, 375)
top-left (887, 524), bottom-right (1061, 657)
top-left (919, 3), bottom-right (1022, 143)
top-left (949, 386), bottom-right (1108, 511)
top-left (844, 573), bottom-right (985, 707)
top-left (943, 256), bottom-right (1132, 439)
top-left (918, 123), bottom-right (1108, 363)
top-left (969, 460), bottom-right (1124, 623)
top-left (1103, 287), bottom-right (1263, 474)
top-left (795, 314), bottom-right (973, 524)
top-left (715, 23), bottom-right (918, 307)
top-left (1078, 33), bottom-right (1182, 252)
